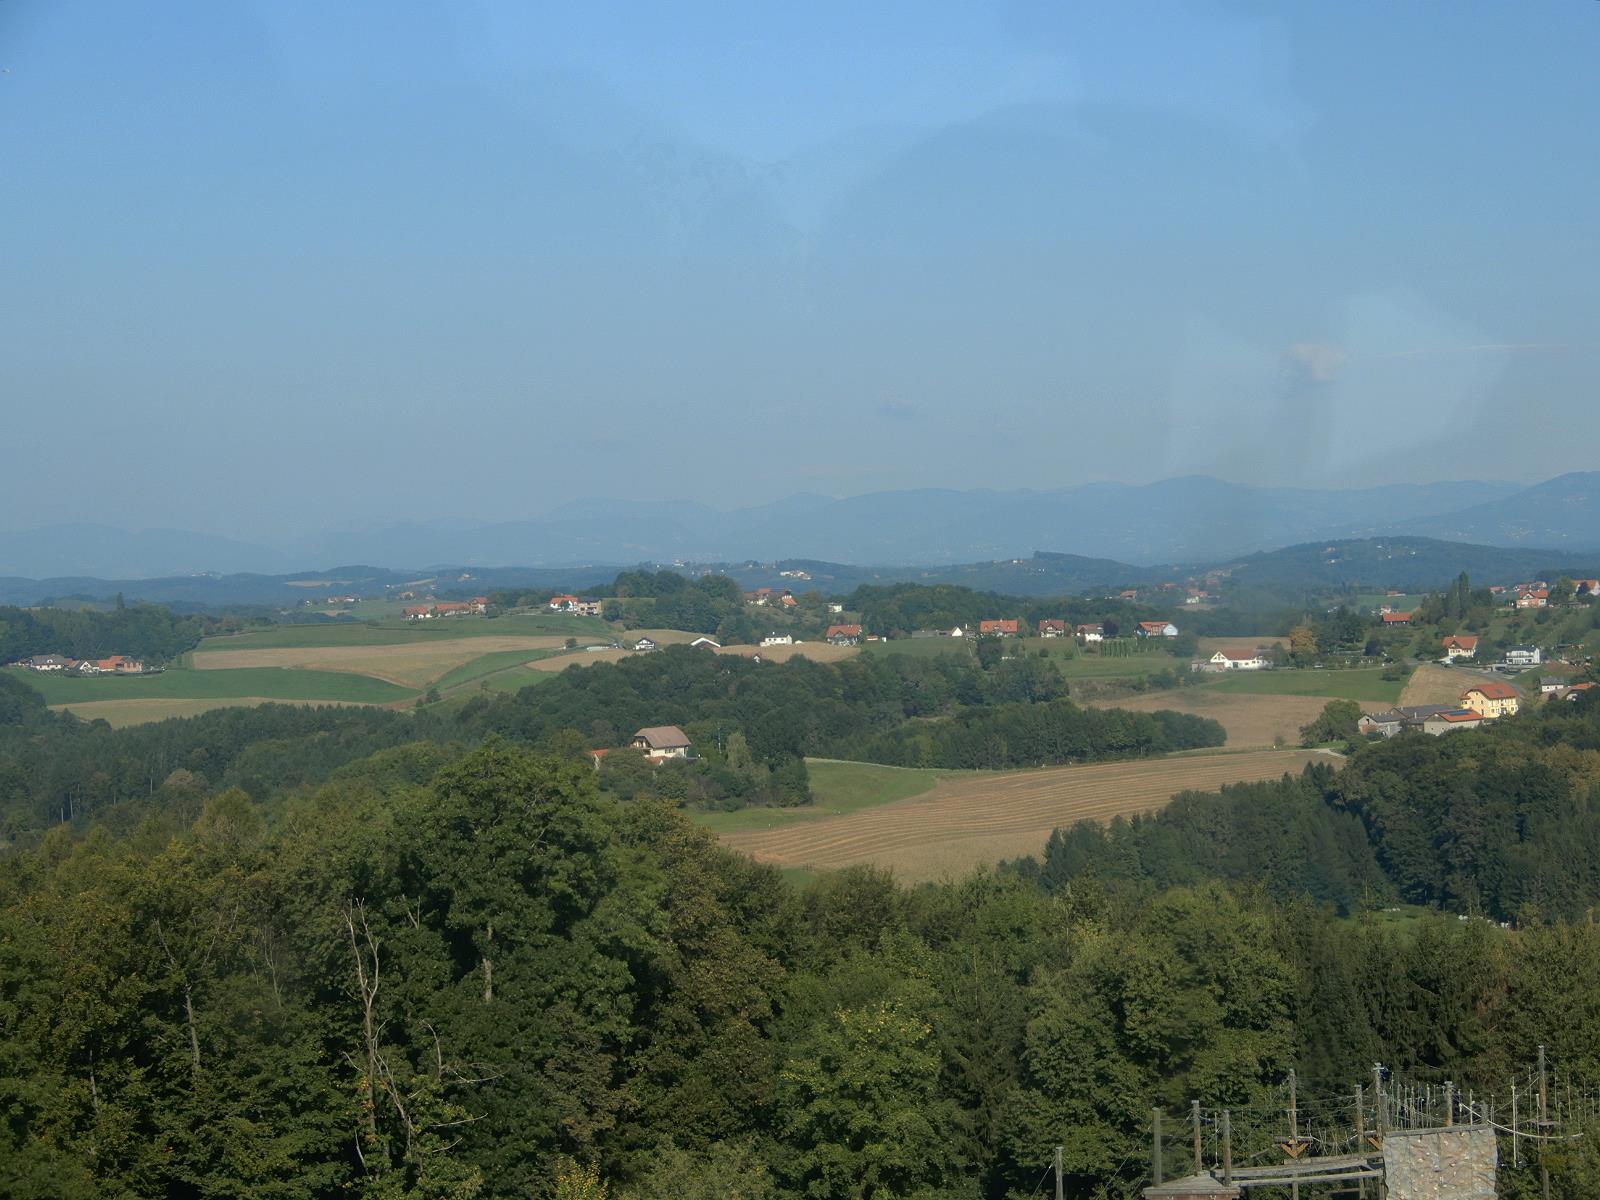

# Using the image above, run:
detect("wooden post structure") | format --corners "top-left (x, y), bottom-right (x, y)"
top-left (1445, 1081), bottom-right (1454, 1127)
top-left (1193, 1100), bottom-right (1203, 1175)
top-left (1373, 1065), bottom-right (1387, 1200)
top-left (1355, 1086), bottom-right (1368, 1200)
top-left (1153, 1107), bottom-right (1164, 1187)
top-left (1540, 1046), bottom-right (1551, 1200)
top-left (1289, 1070), bottom-right (1300, 1200)
top-left (1055, 1144), bottom-right (1064, 1200)
top-left (1221, 1109), bottom-right (1233, 1186)
top-left (1512, 1081), bottom-right (1520, 1169)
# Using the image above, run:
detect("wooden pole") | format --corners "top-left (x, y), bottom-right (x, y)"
top-left (1055, 1144), bottom-right (1064, 1200)
top-left (1289, 1070), bottom-right (1300, 1200)
top-left (1512, 1082), bottom-right (1520, 1169)
top-left (1221, 1109), bottom-right (1233, 1185)
top-left (1153, 1107), bottom-right (1164, 1187)
top-left (1356, 1086), bottom-right (1368, 1200)
top-left (1193, 1100), bottom-right (1203, 1174)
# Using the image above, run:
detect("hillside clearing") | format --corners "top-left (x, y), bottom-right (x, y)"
top-left (1198, 636), bottom-right (1288, 655)
top-left (1084, 690), bottom-right (1331, 748)
top-left (1399, 663), bottom-right (1509, 708)
top-left (191, 636), bottom-right (566, 687)
top-left (718, 749), bottom-right (1329, 883)
top-left (694, 760), bottom-right (956, 836)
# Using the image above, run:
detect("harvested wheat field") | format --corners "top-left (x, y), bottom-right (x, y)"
top-left (720, 749), bottom-right (1327, 882)
top-left (191, 636), bottom-right (566, 688)
top-left (1084, 689), bottom-right (1329, 748)
top-left (1399, 663), bottom-right (1482, 708)
top-left (50, 697), bottom-right (364, 728)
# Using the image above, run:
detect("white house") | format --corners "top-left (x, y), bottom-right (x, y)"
top-left (632, 637), bottom-right (659, 653)
top-left (630, 725), bottom-right (694, 760)
top-left (1076, 624), bottom-right (1105, 643)
top-left (690, 636), bottom-right (721, 649)
top-left (1209, 649), bottom-right (1265, 671)
top-left (1441, 635), bottom-right (1479, 661)
top-left (1136, 621), bottom-right (1179, 638)
top-left (827, 602), bottom-right (844, 615)
top-left (1504, 645), bottom-right (1543, 667)
top-left (760, 633), bottom-right (794, 647)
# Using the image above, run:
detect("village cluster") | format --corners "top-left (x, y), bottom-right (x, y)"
top-left (9, 653), bottom-right (148, 675)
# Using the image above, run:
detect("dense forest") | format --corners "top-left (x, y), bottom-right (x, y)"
top-left (0, 647), bottom-right (1224, 838)
top-left (0, 600), bottom-right (209, 665)
top-left (8, 714), bottom-right (1600, 1197)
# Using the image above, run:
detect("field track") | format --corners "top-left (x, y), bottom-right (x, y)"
top-left (720, 749), bottom-right (1328, 882)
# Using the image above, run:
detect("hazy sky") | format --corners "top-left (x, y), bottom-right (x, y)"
top-left (2, 1), bottom-right (1596, 538)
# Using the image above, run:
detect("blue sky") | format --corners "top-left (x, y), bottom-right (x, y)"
top-left (1, 0), bottom-right (1596, 537)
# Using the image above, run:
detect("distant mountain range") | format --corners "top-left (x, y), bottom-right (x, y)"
top-left (2, 536), bottom-right (1596, 609)
top-left (4, 473), bottom-right (1600, 581)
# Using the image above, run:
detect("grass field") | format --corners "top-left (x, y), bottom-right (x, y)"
top-left (18, 666), bottom-right (414, 706)
top-left (199, 612), bottom-right (607, 650)
top-left (718, 749), bottom-right (1329, 882)
top-left (861, 638), bottom-right (973, 659)
top-left (693, 759), bottom-right (955, 836)
top-left (1397, 662), bottom-right (1517, 709)
top-left (1206, 668), bottom-right (1403, 703)
top-left (1198, 636), bottom-right (1288, 655)
top-left (192, 635), bottom-right (568, 688)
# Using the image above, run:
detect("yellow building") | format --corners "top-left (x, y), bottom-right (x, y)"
top-left (1461, 681), bottom-right (1520, 719)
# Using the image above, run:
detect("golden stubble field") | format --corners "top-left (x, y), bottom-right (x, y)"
top-left (720, 749), bottom-right (1328, 882)
top-left (191, 636), bottom-right (568, 688)
top-left (1400, 663), bottom-right (1493, 708)
top-left (1083, 689), bottom-right (1330, 749)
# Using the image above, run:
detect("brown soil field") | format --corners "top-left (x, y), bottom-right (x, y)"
top-left (49, 697), bottom-right (365, 728)
top-left (1198, 636), bottom-right (1288, 655)
top-left (720, 749), bottom-right (1328, 883)
top-left (191, 636), bottom-right (567, 688)
top-left (1084, 689), bottom-right (1328, 748)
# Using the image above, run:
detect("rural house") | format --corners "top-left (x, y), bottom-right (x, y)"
top-left (825, 624), bottom-right (862, 646)
top-left (1516, 589), bottom-right (1550, 609)
top-left (1038, 619), bottom-right (1067, 638)
top-left (631, 637), bottom-right (659, 653)
top-left (1441, 635), bottom-right (1479, 660)
top-left (1076, 623), bottom-right (1105, 643)
top-left (689, 636), bottom-right (720, 649)
top-left (1575, 579), bottom-right (1600, 596)
top-left (1358, 705), bottom-right (1453, 737)
top-left (630, 726), bottom-right (694, 760)
top-left (80, 655), bottom-right (145, 675)
top-left (20, 654), bottom-right (76, 671)
top-left (1381, 612), bottom-right (1413, 627)
top-left (979, 619), bottom-right (1020, 637)
top-left (1208, 649), bottom-right (1265, 670)
top-left (1136, 620), bottom-right (1178, 638)
top-left (1461, 681), bottom-right (1520, 719)
top-left (1422, 709), bottom-right (1487, 735)
top-left (760, 633), bottom-right (793, 647)
top-left (403, 605), bottom-right (436, 620)
top-left (1504, 645), bottom-right (1543, 667)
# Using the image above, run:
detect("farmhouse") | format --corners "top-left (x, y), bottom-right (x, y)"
top-left (1076, 624), bottom-right (1105, 644)
top-left (630, 726), bottom-right (694, 760)
top-left (1540, 676), bottom-right (1569, 695)
top-left (1357, 705), bottom-right (1453, 738)
top-left (80, 655), bottom-right (145, 675)
top-left (1516, 589), bottom-right (1549, 609)
top-left (1038, 619), bottom-right (1067, 638)
top-left (825, 624), bottom-right (863, 646)
top-left (1441, 635), bottom-right (1479, 661)
top-left (780, 594), bottom-right (798, 608)
top-left (631, 637), bottom-right (659, 653)
top-left (547, 594), bottom-right (580, 610)
top-left (760, 633), bottom-right (793, 647)
top-left (20, 654), bottom-right (76, 671)
top-left (827, 602), bottom-right (844, 614)
top-left (747, 587), bottom-right (774, 606)
top-left (403, 605), bottom-right (435, 620)
top-left (979, 619), bottom-right (1020, 637)
top-left (1208, 649), bottom-right (1265, 671)
top-left (689, 636), bottom-right (721, 649)
top-left (548, 595), bottom-right (600, 616)
top-left (1568, 683), bottom-right (1596, 702)
top-left (433, 601), bottom-right (474, 617)
top-left (1422, 709), bottom-right (1487, 735)
top-left (1381, 612), bottom-right (1412, 627)
top-left (1136, 621), bottom-right (1178, 638)
top-left (1575, 579), bottom-right (1600, 597)
top-left (1461, 681), bottom-right (1520, 719)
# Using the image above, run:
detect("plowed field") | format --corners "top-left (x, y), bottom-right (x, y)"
top-left (720, 749), bottom-right (1327, 882)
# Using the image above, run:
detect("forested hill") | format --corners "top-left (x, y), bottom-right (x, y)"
top-left (9, 705), bottom-right (1600, 1195)
top-left (0, 601), bottom-right (206, 664)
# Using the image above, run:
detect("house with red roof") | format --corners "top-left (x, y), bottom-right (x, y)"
top-left (1461, 680), bottom-right (1520, 719)
top-left (1517, 589), bottom-right (1550, 609)
top-left (1038, 619), bottom-right (1067, 638)
top-left (1441, 634), bottom-right (1479, 661)
top-left (979, 619), bottom-right (1020, 637)
top-left (826, 624), bottom-right (863, 646)
top-left (1381, 612), bottom-right (1412, 627)
top-left (1136, 620), bottom-right (1178, 638)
